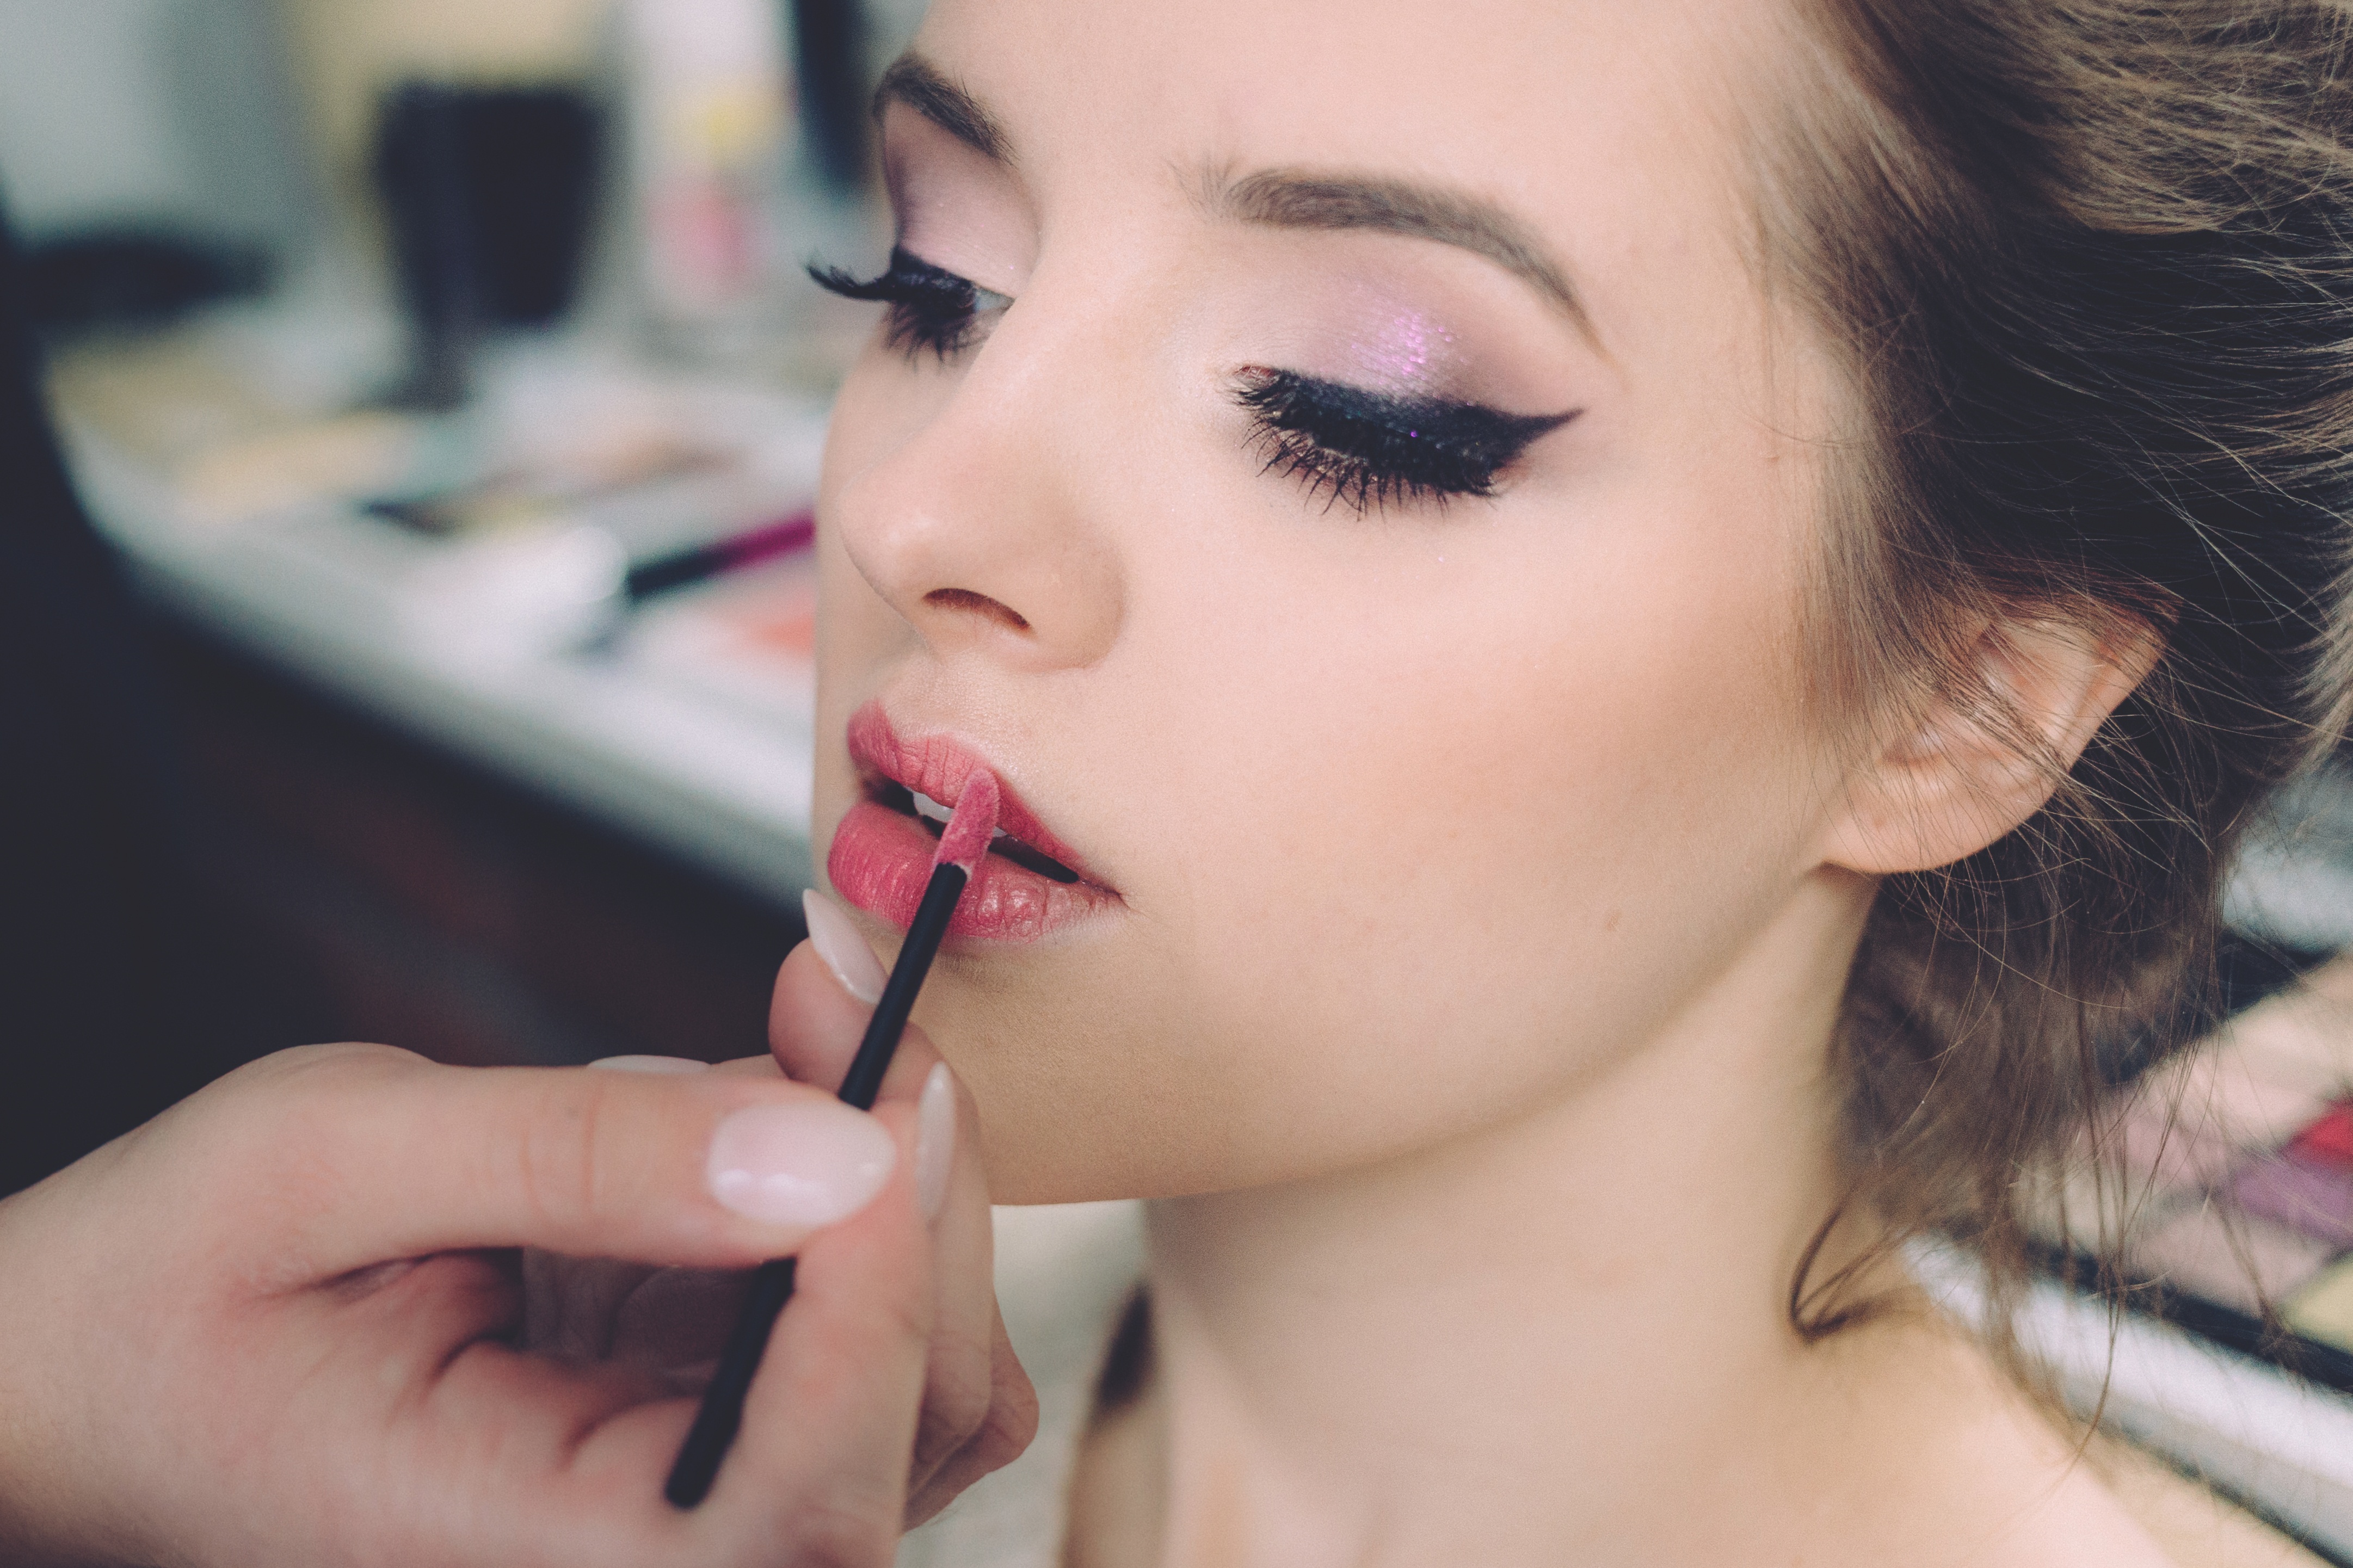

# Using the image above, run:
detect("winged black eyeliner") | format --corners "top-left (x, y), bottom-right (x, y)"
top-left (1234, 367), bottom-right (1578, 513)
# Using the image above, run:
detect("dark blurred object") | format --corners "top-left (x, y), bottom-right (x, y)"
top-left (373, 82), bottom-right (604, 408)
top-left (20, 230), bottom-right (269, 336)
top-left (794, 0), bottom-right (872, 196)
top-left (0, 199), bottom-right (306, 1196)
top-left (0, 184), bottom-right (789, 1196)
top-left (162, 622), bottom-right (802, 1076)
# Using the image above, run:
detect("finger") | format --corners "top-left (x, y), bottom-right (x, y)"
top-left (781, 897), bottom-right (1039, 1516)
top-left (775, 917), bottom-right (1035, 1523)
top-left (907, 1127), bottom-right (1036, 1520)
top-left (369, 1100), bottom-right (936, 1568)
top-left (773, 905), bottom-right (877, 1087)
top-left (584, 1055), bottom-right (711, 1076)
top-left (770, 928), bottom-right (946, 1107)
top-left (694, 1097), bottom-right (937, 1565)
top-left (706, 1054), bottom-right (784, 1079)
top-left (909, 1315), bottom-right (1036, 1528)
top-left (365, 1328), bottom-right (703, 1568)
top-left (904, 1065), bottom-right (1026, 1509)
top-left (235, 1046), bottom-right (903, 1282)
top-left (802, 884), bottom-right (889, 1008)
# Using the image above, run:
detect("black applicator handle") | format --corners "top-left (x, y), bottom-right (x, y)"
top-left (663, 860), bottom-right (972, 1509)
top-left (836, 862), bottom-right (967, 1112)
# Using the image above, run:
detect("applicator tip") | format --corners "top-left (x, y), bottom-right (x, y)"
top-left (932, 771), bottom-right (1001, 875)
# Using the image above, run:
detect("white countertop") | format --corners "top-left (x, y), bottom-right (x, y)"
top-left (61, 389), bottom-right (823, 909)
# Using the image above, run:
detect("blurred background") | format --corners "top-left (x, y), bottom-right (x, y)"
top-left (0, 0), bottom-right (928, 1196)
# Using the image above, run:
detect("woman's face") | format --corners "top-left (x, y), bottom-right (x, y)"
top-left (814, 0), bottom-right (1850, 1201)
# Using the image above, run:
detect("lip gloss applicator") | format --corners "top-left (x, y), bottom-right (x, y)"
top-left (666, 770), bottom-right (1002, 1509)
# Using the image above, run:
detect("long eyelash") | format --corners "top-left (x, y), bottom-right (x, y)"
top-left (809, 246), bottom-right (994, 361)
top-left (1233, 368), bottom-right (1576, 515)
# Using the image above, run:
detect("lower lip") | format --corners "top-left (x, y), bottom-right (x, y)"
top-left (827, 800), bottom-right (1118, 942)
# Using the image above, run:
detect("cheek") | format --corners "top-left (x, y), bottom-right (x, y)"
top-left (1100, 491), bottom-right (1822, 1175)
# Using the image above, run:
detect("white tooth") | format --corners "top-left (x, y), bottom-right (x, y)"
top-left (912, 791), bottom-right (952, 824)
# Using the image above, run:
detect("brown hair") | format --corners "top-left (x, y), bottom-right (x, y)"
top-left (1763, 1), bottom-right (2353, 1357)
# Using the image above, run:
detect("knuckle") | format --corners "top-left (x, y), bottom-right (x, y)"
top-left (771, 1494), bottom-right (899, 1568)
top-left (978, 1375), bottom-right (1042, 1468)
top-left (193, 1049), bottom-right (417, 1248)
top-left (225, 1043), bottom-right (405, 1128)
top-left (913, 1357), bottom-right (993, 1466)
top-left (514, 1075), bottom-right (622, 1236)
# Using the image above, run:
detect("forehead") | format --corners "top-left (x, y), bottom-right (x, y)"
top-left (910, 0), bottom-right (1782, 347)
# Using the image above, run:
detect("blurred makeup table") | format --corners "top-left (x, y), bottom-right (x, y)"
top-left (51, 305), bottom-right (830, 906)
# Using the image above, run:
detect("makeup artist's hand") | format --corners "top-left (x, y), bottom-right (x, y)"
top-left (0, 931), bottom-right (1033, 1567)
top-left (522, 911), bottom-right (1038, 1532)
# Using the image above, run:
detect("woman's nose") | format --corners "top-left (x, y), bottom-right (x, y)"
top-left (829, 329), bottom-right (1127, 674)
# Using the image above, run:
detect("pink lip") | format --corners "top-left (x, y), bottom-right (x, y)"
top-left (828, 701), bottom-right (1119, 942)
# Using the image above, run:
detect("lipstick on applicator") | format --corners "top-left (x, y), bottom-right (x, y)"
top-left (666, 772), bottom-right (1002, 1509)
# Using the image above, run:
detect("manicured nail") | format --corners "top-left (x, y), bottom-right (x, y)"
top-left (915, 1062), bottom-right (957, 1221)
top-left (803, 888), bottom-right (887, 1004)
top-left (706, 1101), bottom-right (897, 1229)
top-left (589, 1054), bottom-right (710, 1075)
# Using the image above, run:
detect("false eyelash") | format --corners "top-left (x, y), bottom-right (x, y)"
top-left (809, 246), bottom-right (1002, 360)
top-left (1232, 368), bottom-right (1577, 515)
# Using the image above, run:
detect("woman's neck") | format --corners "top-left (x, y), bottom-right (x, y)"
top-left (1114, 873), bottom-right (2111, 1566)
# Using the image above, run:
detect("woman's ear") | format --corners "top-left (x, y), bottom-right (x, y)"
top-left (1820, 612), bottom-right (2165, 876)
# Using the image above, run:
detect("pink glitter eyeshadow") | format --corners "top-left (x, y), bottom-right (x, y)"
top-left (1348, 310), bottom-right (1459, 390)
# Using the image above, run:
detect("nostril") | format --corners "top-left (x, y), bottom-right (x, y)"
top-left (925, 587), bottom-right (1032, 632)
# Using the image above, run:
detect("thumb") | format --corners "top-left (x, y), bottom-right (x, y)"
top-left (770, 895), bottom-right (944, 1104)
top-left (238, 1046), bottom-right (901, 1282)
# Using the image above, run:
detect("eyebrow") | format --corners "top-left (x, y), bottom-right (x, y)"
top-left (873, 54), bottom-right (1011, 164)
top-left (1212, 169), bottom-right (1595, 338)
top-left (872, 54), bottom-right (1594, 341)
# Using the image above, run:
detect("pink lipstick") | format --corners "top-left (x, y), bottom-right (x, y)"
top-left (667, 779), bottom-right (1001, 1509)
top-left (928, 768), bottom-right (1000, 878)
top-left (830, 701), bottom-right (1118, 942)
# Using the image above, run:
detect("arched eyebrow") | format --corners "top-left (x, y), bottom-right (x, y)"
top-left (1209, 168), bottom-right (1597, 342)
top-left (872, 52), bottom-right (1597, 344)
top-left (873, 54), bottom-right (1010, 164)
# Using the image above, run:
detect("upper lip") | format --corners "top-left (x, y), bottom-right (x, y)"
top-left (846, 703), bottom-right (1107, 889)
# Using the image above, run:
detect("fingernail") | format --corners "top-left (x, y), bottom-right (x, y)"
top-left (707, 1101), bottom-right (897, 1229)
top-left (588, 1054), bottom-right (710, 1075)
top-left (803, 888), bottom-right (888, 1004)
top-left (915, 1062), bottom-right (957, 1222)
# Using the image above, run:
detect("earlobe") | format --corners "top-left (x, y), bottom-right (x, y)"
top-left (1821, 612), bottom-right (2165, 877)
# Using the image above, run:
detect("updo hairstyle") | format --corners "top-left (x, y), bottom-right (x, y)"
top-left (1767, 0), bottom-right (2353, 1349)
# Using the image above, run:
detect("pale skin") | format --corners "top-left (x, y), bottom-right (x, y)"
top-left (812, 0), bottom-right (2173, 1563)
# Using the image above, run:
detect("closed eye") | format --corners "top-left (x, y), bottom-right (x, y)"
top-left (809, 246), bottom-right (1012, 362)
top-left (1232, 367), bottom-right (1576, 515)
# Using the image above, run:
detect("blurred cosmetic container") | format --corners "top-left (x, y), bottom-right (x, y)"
top-left (620, 0), bottom-right (797, 359)
top-left (374, 82), bottom-right (605, 409)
